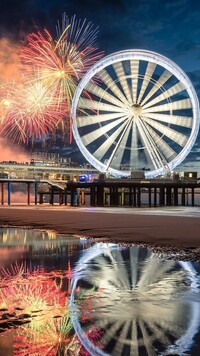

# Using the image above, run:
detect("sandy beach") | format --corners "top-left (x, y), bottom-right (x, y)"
top-left (0, 205), bottom-right (200, 259)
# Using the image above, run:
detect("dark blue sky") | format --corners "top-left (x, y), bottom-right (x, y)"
top-left (1, 0), bottom-right (200, 72)
top-left (1, 0), bottom-right (200, 168)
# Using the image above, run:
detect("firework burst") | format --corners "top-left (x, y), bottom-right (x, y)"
top-left (0, 77), bottom-right (68, 143)
top-left (0, 81), bottom-right (16, 124)
top-left (20, 13), bottom-right (104, 142)
top-left (21, 14), bottom-right (103, 102)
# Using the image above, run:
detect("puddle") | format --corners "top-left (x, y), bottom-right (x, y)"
top-left (0, 227), bottom-right (199, 355)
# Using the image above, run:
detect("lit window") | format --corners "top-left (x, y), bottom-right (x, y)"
top-left (189, 173), bottom-right (193, 178)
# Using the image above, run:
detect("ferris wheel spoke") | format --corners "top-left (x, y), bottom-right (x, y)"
top-left (137, 258), bottom-right (172, 288)
top-left (111, 321), bottom-right (131, 355)
top-left (104, 118), bottom-right (133, 171)
top-left (81, 116), bottom-right (127, 146)
top-left (93, 116), bottom-right (130, 161)
top-left (139, 320), bottom-right (157, 356)
top-left (141, 119), bottom-right (177, 160)
top-left (142, 82), bottom-right (186, 110)
top-left (130, 247), bottom-right (140, 288)
top-left (85, 82), bottom-right (128, 109)
top-left (78, 98), bottom-right (125, 113)
top-left (130, 121), bottom-right (139, 169)
top-left (141, 119), bottom-right (168, 168)
top-left (113, 62), bottom-right (133, 105)
top-left (98, 69), bottom-right (130, 105)
top-left (111, 121), bottom-right (133, 169)
top-left (110, 250), bottom-right (131, 288)
top-left (130, 60), bottom-right (139, 103)
top-left (136, 119), bottom-right (163, 170)
top-left (142, 112), bottom-right (193, 128)
top-left (137, 62), bottom-right (156, 104)
top-left (142, 116), bottom-right (188, 147)
top-left (77, 112), bottom-right (126, 127)
top-left (130, 320), bottom-right (139, 356)
top-left (145, 320), bottom-right (172, 346)
top-left (99, 321), bottom-right (124, 348)
top-left (140, 69), bottom-right (172, 106)
top-left (142, 98), bottom-right (192, 114)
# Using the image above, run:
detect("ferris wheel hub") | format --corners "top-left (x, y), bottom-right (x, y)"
top-left (130, 103), bottom-right (142, 116)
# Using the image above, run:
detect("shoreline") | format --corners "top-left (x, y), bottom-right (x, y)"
top-left (0, 205), bottom-right (200, 260)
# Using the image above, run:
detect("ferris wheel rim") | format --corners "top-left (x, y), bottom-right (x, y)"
top-left (71, 49), bottom-right (199, 178)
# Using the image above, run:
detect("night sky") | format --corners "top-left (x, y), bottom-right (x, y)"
top-left (1, 0), bottom-right (200, 170)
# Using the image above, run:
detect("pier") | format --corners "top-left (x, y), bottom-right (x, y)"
top-left (0, 174), bottom-right (199, 208)
top-left (65, 180), bottom-right (199, 208)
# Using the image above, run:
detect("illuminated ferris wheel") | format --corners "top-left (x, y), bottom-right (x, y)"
top-left (69, 244), bottom-right (200, 356)
top-left (71, 50), bottom-right (199, 178)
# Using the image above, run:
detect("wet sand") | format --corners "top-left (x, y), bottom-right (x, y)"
top-left (0, 205), bottom-right (200, 258)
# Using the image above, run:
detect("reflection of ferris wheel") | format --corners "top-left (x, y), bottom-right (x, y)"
top-left (69, 244), bottom-right (200, 356)
top-left (71, 50), bottom-right (199, 178)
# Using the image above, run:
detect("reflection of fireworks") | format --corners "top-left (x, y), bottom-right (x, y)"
top-left (0, 263), bottom-right (95, 356)
top-left (0, 262), bottom-right (76, 355)
top-left (14, 311), bottom-right (102, 356)
top-left (0, 263), bottom-right (67, 327)
top-left (14, 315), bottom-right (74, 356)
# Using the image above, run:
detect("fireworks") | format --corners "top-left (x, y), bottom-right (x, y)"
top-left (0, 13), bottom-right (103, 144)
top-left (21, 14), bottom-right (103, 104)
top-left (0, 82), bottom-right (15, 124)
top-left (0, 77), bottom-right (68, 143)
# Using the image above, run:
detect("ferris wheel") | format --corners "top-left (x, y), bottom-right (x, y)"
top-left (71, 50), bottom-right (199, 178)
top-left (69, 243), bottom-right (200, 356)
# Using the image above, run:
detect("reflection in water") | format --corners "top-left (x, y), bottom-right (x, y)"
top-left (0, 227), bottom-right (91, 355)
top-left (0, 228), bottom-right (200, 355)
top-left (70, 244), bottom-right (200, 356)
